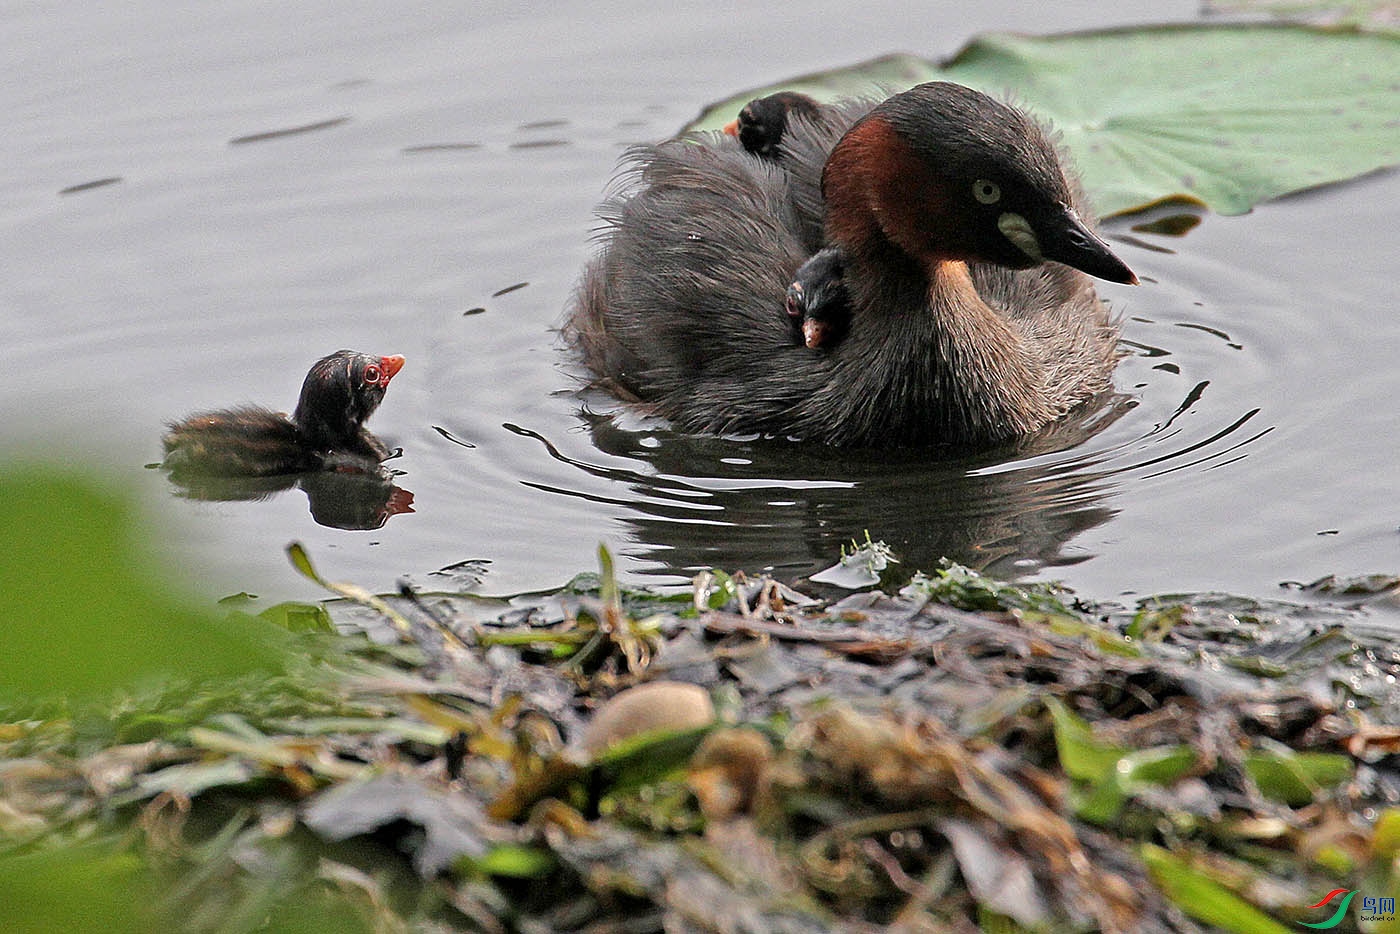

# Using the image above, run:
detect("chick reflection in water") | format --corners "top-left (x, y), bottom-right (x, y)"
top-left (159, 350), bottom-right (413, 531)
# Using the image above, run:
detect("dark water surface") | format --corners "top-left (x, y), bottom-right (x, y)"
top-left (5, 1), bottom-right (1397, 618)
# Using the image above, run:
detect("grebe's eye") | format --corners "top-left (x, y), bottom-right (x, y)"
top-left (363, 365), bottom-right (381, 384)
top-left (972, 179), bottom-right (1001, 205)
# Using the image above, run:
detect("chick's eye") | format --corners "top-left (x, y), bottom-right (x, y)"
top-left (363, 365), bottom-right (381, 384)
top-left (972, 179), bottom-right (1001, 205)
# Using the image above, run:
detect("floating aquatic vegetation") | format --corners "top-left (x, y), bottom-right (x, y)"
top-left (3, 484), bottom-right (1397, 931)
top-left (686, 24), bottom-right (1400, 218)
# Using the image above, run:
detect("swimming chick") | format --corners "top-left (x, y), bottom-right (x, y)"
top-left (162, 350), bottom-right (404, 476)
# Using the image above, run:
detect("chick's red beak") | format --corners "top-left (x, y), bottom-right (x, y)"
top-left (379, 354), bottom-right (406, 385)
top-left (722, 119), bottom-right (739, 137)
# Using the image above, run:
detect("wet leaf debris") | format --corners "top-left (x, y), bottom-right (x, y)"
top-left (3, 551), bottom-right (1398, 932)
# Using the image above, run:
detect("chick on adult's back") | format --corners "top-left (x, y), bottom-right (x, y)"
top-left (566, 81), bottom-right (1135, 447)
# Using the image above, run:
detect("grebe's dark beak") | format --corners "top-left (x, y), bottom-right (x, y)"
top-left (1039, 204), bottom-right (1138, 285)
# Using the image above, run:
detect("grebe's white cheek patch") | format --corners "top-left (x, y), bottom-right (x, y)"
top-left (998, 212), bottom-right (1044, 262)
